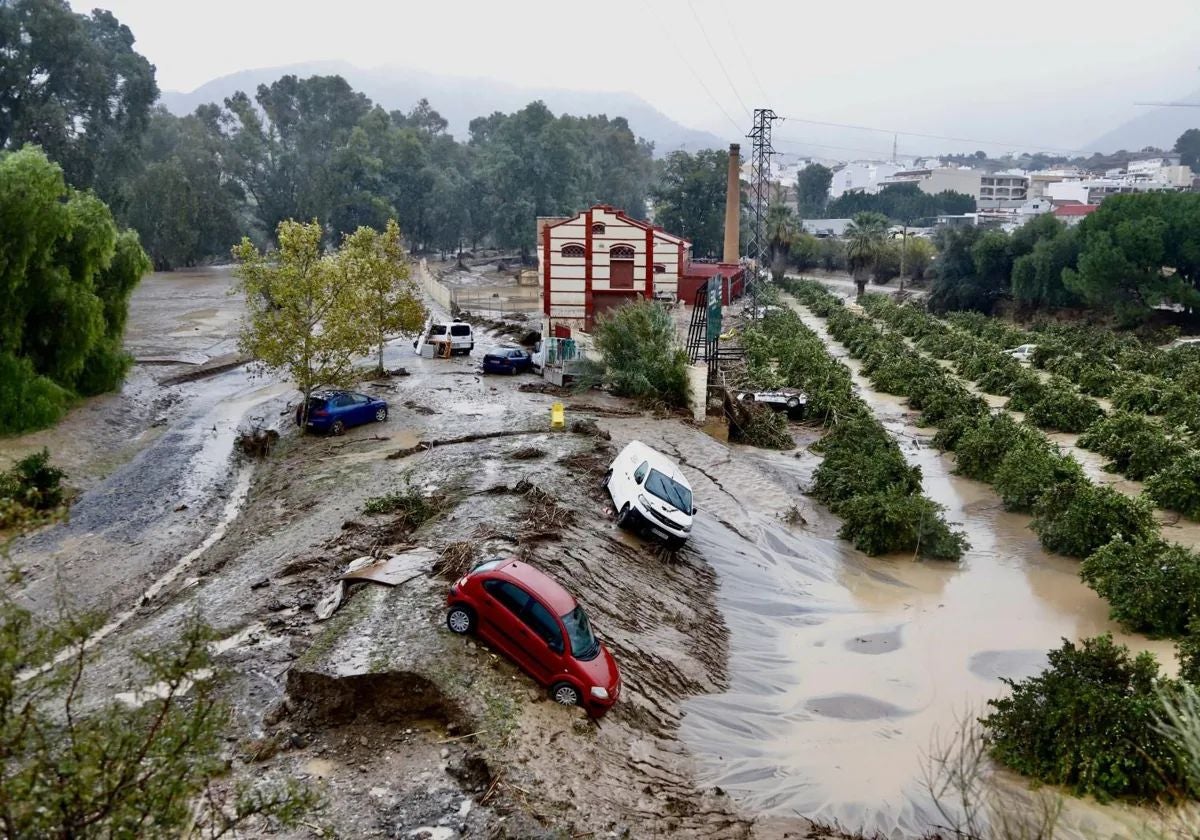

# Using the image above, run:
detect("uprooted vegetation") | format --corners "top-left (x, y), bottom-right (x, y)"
top-left (0, 448), bottom-right (68, 531)
top-left (362, 478), bottom-right (448, 527)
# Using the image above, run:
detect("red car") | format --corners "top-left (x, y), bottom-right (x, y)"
top-left (445, 558), bottom-right (621, 716)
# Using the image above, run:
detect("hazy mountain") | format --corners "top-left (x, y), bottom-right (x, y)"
top-left (160, 61), bottom-right (726, 156)
top-left (1090, 89), bottom-right (1200, 153)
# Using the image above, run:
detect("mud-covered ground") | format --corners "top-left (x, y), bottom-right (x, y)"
top-left (3, 267), bottom-right (821, 838)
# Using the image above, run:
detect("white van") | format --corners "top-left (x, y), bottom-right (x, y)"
top-left (603, 440), bottom-right (696, 548)
top-left (413, 319), bottom-right (475, 355)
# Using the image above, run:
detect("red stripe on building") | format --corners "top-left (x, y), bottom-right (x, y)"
top-left (645, 227), bottom-right (654, 299)
top-left (542, 222), bottom-right (551, 316)
top-left (584, 208), bottom-right (594, 328)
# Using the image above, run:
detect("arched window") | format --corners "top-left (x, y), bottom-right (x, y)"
top-left (591, 222), bottom-right (606, 235)
top-left (653, 263), bottom-right (666, 274)
top-left (610, 245), bottom-right (635, 260)
top-left (561, 243), bottom-right (585, 258)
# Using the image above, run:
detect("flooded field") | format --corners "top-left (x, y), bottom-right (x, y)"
top-left (678, 298), bottom-right (1176, 838)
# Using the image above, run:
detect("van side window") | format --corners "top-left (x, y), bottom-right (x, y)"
top-left (633, 461), bottom-right (649, 483)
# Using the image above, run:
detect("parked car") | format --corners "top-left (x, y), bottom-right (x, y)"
top-left (294, 390), bottom-right (388, 435)
top-left (445, 558), bottom-right (621, 716)
top-left (1168, 337), bottom-right (1200, 350)
top-left (603, 440), bottom-right (696, 549)
top-left (1004, 344), bottom-right (1037, 363)
top-left (736, 388), bottom-right (807, 420)
top-left (414, 319), bottom-right (475, 355)
top-left (482, 346), bottom-right (533, 375)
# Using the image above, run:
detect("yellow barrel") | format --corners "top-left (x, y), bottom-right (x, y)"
top-left (550, 401), bottom-right (565, 429)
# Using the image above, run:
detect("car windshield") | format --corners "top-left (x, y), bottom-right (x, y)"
top-left (645, 469), bottom-right (692, 512)
top-left (561, 605), bottom-right (599, 660)
top-left (470, 559), bottom-right (504, 574)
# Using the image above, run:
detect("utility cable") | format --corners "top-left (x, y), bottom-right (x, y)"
top-left (720, 1), bottom-right (770, 105)
top-left (686, 0), bottom-right (753, 119)
top-left (644, 0), bottom-right (745, 138)
top-left (775, 114), bottom-right (1091, 155)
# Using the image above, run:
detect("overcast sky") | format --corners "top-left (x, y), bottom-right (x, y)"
top-left (75, 0), bottom-right (1200, 154)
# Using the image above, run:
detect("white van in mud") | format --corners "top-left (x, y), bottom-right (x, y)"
top-left (413, 319), bottom-right (475, 355)
top-left (604, 441), bottom-right (696, 549)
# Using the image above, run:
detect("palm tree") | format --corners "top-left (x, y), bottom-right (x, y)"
top-left (844, 211), bottom-right (890, 300)
top-left (766, 203), bottom-right (799, 279)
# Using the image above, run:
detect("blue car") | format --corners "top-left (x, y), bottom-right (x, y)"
top-left (295, 390), bottom-right (388, 435)
top-left (482, 347), bottom-right (533, 375)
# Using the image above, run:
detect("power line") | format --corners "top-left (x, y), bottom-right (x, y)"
top-left (719, 2), bottom-right (770, 104)
top-left (644, 0), bottom-right (744, 138)
top-left (775, 114), bottom-right (1091, 155)
top-left (685, 0), bottom-right (752, 119)
top-left (773, 135), bottom-right (912, 159)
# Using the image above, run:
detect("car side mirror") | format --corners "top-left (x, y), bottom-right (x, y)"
top-left (635, 474), bottom-right (644, 485)
top-left (692, 506), bottom-right (699, 516)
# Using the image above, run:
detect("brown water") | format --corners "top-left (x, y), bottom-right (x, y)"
top-left (674, 300), bottom-right (1178, 838)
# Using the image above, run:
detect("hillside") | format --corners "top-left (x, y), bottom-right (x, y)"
top-left (1090, 88), bottom-right (1200, 152)
top-left (160, 61), bottom-right (727, 156)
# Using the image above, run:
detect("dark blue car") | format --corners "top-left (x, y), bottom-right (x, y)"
top-left (482, 347), bottom-right (533, 375)
top-left (295, 390), bottom-right (388, 435)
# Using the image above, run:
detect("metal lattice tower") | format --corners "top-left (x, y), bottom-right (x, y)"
top-left (746, 108), bottom-right (777, 309)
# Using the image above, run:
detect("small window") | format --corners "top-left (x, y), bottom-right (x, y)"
top-left (351, 394), bottom-right (370, 404)
top-left (561, 243), bottom-right (585, 258)
top-left (633, 461), bottom-right (649, 483)
top-left (610, 245), bottom-right (635, 260)
top-left (523, 600), bottom-right (564, 653)
top-left (653, 263), bottom-right (666, 274)
top-left (483, 580), bottom-right (530, 616)
top-left (591, 222), bottom-right (606, 235)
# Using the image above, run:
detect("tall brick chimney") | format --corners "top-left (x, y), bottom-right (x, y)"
top-left (723, 143), bottom-right (740, 264)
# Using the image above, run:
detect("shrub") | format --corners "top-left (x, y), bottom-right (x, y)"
top-left (592, 300), bottom-right (690, 408)
top-left (1077, 364), bottom-right (1120, 397)
top-left (953, 413), bottom-right (1040, 483)
top-left (1082, 536), bottom-right (1200, 636)
top-left (1146, 453), bottom-right (1200, 519)
top-left (733, 404), bottom-right (793, 450)
top-left (981, 635), bottom-right (1188, 801)
top-left (835, 490), bottom-right (968, 560)
top-left (1032, 480), bottom-right (1156, 558)
top-left (1111, 375), bottom-right (1168, 414)
top-left (1, 449), bottom-right (66, 510)
top-left (975, 359), bottom-right (1027, 394)
top-left (1078, 412), bottom-right (1189, 480)
top-left (811, 418), bottom-right (921, 509)
top-left (1178, 621), bottom-right (1200, 685)
top-left (1023, 380), bottom-right (1104, 433)
top-left (993, 439), bottom-right (1083, 513)
top-left (0, 352), bottom-right (73, 434)
top-left (1004, 373), bottom-right (1048, 411)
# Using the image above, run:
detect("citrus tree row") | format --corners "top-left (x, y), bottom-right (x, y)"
top-left (860, 293), bottom-right (1200, 520)
top-left (780, 277), bottom-right (1200, 802)
top-left (742, 308), bottom-right (967, 560)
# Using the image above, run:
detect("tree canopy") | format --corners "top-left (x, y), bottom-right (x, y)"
top-left (651, 149), bottom-right (737, 258)
top-left (796, 163), bottom-right (832, 218)
top-left (0, 146), bottom-right (149, 433)
top-left (0, 0), bottom-right (157, 207)
top-left (826, 182), bottom-right (976, 221)
top-left (1176, 128), bottom-right (1200, 170)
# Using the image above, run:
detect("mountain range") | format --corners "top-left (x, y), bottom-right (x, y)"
top-left (1089, 88), bottom-right (1200, 153)
top-left (159, 61), bottom-right (726, 156)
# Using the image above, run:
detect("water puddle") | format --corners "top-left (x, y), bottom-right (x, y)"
top-left (677, 297), bottom-right (1176, 837)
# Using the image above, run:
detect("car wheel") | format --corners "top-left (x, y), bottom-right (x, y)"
top-left (787, 397), bottom-right (800, 409)
top-left (509, 366), bottom-right (518, 376)
top-left (446, 606), bottom-right (475, 635)
top-left (375, 407), bottom-right (388, 422)
top-left (616, 503), bottom-right (633, 528)
top-left (550, 682), bottom-right (580, 707)
top-left (666, 536), bottom-right (687, 551)
top-left (330, 420), bottom-right (346, 436)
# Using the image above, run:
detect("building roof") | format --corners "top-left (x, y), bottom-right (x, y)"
top-left (545, 204), bottom-right (690, 247)
top-left (1054, 204), bottom-right (1098, 218)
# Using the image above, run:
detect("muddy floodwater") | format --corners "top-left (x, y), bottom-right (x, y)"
top-left (678, 300), bottom-right (1176, 838)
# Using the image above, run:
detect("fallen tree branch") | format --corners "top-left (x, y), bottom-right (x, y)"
top-left (387, 428), bottom-right (544, 459)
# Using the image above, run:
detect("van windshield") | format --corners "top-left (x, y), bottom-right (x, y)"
top-left (645, 469), bottom-right (692, 512)
top-left (561, 605), bottom-right (599, 660)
